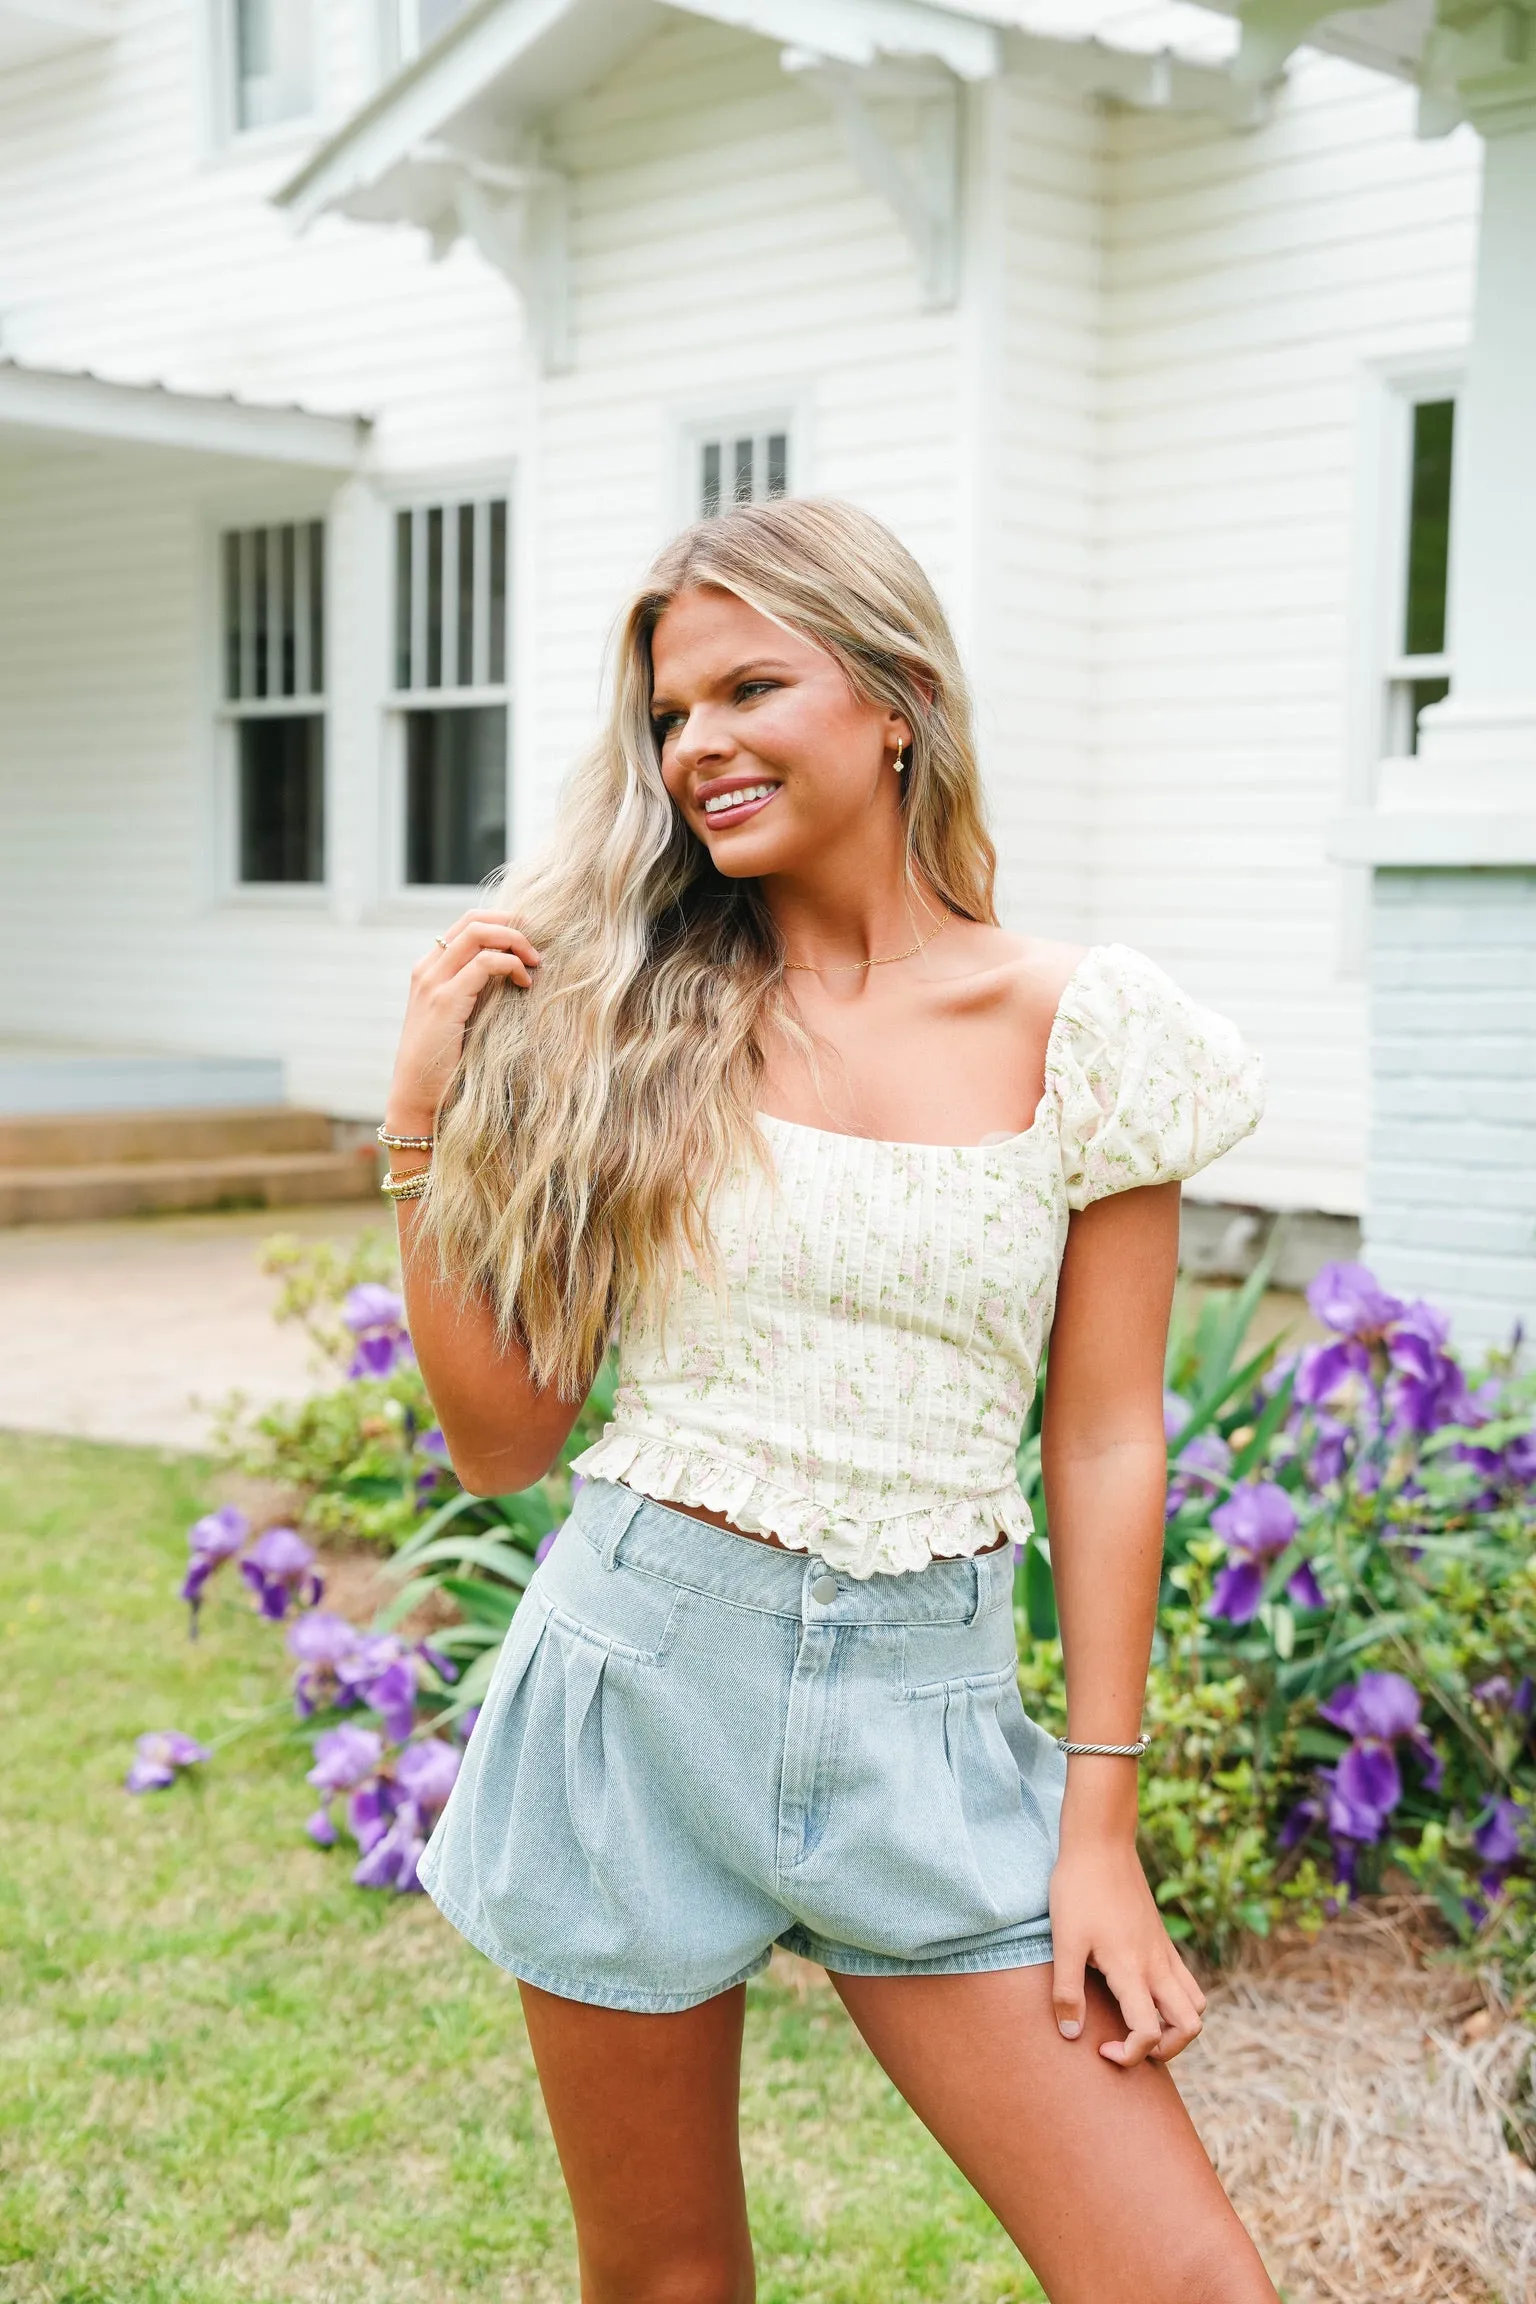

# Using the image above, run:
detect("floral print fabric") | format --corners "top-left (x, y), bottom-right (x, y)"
top-left (572, 945), bottom-right (1265, 1578)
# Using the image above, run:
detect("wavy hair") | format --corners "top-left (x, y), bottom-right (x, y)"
top-left (423, 496), bottom-right (999, 1393)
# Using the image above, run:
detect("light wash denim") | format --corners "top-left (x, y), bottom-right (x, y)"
top-left (419, 1478), bottom-right (1066, 2012)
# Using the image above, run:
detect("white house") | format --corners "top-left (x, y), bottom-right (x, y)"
top-left (1, 0), bottom-right (1532, 1339)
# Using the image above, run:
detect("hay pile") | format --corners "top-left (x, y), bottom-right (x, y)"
top-left (1183, 1901), bottom-right (1536, 2303)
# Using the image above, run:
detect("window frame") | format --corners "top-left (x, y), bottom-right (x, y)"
top-left (210, 507), bottom-right (333, 907)
top-left (382, 481), bottom-right (514, 903)
top-left (675, 406), bottom-right (800, 525)
top-left (207, 0), bottom-right (322, 152)
top-left (1365, 364), bottom-right (1462, 771)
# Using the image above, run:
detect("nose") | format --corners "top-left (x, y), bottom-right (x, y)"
top-left (672, 705), bottom-right (734, 775)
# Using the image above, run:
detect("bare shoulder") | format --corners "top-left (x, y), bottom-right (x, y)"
top-left (933, 922), bottom-right (1090, 1030)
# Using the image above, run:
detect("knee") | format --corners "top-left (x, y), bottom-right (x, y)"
top-left (1149, 2227), bottom-right (1276, 2304)
top-left (580, 2244), bottom-right (754, 2304)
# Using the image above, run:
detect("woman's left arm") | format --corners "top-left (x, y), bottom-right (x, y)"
top-left (1041, 1179), bottom-right (1207, 2069)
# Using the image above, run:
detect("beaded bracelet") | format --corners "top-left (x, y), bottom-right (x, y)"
top-left (1055, 1735), bottom-right (1152, 1759)
top-left (378, 1122), bottom-right (435, 1152)
top-left (380, 1168), bottom-right (432, 1203)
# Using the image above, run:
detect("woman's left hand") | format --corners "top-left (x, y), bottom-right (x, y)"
top-left (1048, 1837), bottom-right (1206, 2067)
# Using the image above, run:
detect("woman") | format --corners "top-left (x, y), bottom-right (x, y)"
top-left (382, 498), bottom-right (1277, 2303)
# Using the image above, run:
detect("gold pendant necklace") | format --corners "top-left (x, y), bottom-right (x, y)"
top-left (782, 908), bottom-right (951, 973)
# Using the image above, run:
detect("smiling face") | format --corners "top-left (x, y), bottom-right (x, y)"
top-left (649, 585), bottom-right (910, 881)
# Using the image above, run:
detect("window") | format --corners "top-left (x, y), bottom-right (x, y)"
top-left (377, 0), bottom-right (476, 71)
top-left (1384, 398), bottom-right (1454, 756)
top-left (393, 498), bottom-right (510, 887)
top-left (215, 0), bottom-right (315, 135)
top-left (221, 522), bottom-right (326, 884)
top-left (697, 428), bottom-right (790, 517)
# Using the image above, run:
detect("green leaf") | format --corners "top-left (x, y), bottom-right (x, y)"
top-left (1024, 1535), bottom-right (1057, 1642)
top-left (399, 1535), bottom-right (536, 1586)
top-left (438, 1576), bottom-right (521, 1627)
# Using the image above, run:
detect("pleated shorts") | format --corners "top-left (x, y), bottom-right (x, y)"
top-left (418, 1477), bottom-right (1066, 2012)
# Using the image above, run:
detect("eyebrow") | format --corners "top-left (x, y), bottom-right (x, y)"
top-left (650, 658), bottom-right (796, 714)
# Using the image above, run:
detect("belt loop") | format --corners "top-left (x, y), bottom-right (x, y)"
top-left (599, 1482), bottom-right (648, 1571)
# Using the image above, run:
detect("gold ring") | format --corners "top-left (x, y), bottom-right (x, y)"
top-left (433, 934), bottom-right (449, 951)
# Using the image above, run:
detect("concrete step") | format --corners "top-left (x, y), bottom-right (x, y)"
top-left (0, 1105), bottom-right (337, 1170)
top-left (0, 1147), bottom-right (381, 1226)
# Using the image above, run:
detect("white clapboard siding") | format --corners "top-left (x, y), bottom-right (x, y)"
top-left (1094, 47), bottom-right (1480, 1214)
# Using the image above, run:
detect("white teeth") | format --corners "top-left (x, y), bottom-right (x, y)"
top-left (702, 783), bottom-right (776, 815)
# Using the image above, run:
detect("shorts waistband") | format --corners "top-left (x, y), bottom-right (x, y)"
top-left (569, 1477), bottom-right (1011, 1627)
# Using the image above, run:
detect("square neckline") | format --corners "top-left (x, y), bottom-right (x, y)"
top-left (755, 943), bottom-right (1109, 1154)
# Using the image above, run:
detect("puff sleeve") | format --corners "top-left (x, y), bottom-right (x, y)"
top-left (1049, 945), bottom-right (1266, 1213)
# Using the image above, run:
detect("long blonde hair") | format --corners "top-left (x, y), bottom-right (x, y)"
top-left (424, 496), bottom-right (998, 1393)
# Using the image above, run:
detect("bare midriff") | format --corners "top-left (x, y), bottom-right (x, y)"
top-left (623, 1484), bottom-right (1011, 1558)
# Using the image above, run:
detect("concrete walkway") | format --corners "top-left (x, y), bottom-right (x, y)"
top-left (0, 1204), bottom-right (381, 1452)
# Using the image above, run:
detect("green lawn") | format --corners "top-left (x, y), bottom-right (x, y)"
top-left (0, 1433), bottom-right (1043, 2304)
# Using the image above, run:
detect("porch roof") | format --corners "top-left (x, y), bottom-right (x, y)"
top-left (276, 0), bottom-right (1267, 240)
top-left (0, 358), bottom-right (369, 469)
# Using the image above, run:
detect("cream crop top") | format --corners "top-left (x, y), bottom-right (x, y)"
top-left (570, 944), bottom-right (1265, 1578)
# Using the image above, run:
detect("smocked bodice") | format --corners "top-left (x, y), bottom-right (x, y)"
top-left (570, 944), bottom-right (1265, 1577)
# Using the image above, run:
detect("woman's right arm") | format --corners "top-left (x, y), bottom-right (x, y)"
top-left (385, 911), bottom-right (586, 1496)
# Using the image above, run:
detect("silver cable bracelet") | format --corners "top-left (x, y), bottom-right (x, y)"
top-left (1056, 1735), bottom-right (1152, 1758)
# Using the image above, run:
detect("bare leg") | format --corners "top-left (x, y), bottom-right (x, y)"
top-left (518, 1979), bottom-right (755, 2304)
top-left (833, 1964), bottom-right (1278, 2304)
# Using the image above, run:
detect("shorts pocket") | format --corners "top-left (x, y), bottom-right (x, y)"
top-left (900, 1612), bottom-right (1019, 1699)
top-left (538, 1546), bottom-right (685, 1665)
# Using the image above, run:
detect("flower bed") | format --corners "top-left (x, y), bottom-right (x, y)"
top-left (135, 1233), bottom-right (1536, 2029)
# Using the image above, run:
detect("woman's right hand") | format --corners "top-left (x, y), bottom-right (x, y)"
top-left (385, 910), bottom-right (542, 1138)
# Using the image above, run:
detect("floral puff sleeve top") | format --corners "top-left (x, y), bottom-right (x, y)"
top-left (1049, 943), bottom-right (1266, 1211)
top-left (572, 943), bottom-right (1266, 1579)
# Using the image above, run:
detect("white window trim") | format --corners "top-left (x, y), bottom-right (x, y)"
top-left (668, 391), bottom-right (810, 528)
top-left (1337, 354), bottom-right (1463, 974)
top-left (203, 503), bottom-right (335, 908)
top-left (381, 479), bottom-right (514, 905)
top-left (205, 0), bottom-right (323, 154)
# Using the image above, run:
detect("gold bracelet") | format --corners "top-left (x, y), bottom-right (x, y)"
top-left (378, 1122), bottom-right (435, 1152)
top-left (380, 1167), bottom-right (431, 1202)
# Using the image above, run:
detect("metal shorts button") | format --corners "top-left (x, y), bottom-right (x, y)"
top-left (811, 1572), bottom-right (838, 1604)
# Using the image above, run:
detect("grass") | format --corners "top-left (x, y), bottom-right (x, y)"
top-left (0, 1432), bottom-right (1043, 2304)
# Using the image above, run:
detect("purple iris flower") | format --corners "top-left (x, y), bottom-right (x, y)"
top-left (535, 1522), bottom-right (564, 1566)
top-left (456, 1706), bottom-right (481, 1743)
top-left (351, 1736), bottom-right (461, 1894)
top-left (239, 1525), bottom-right (323, 1621)
top-left (1472, 1674), bottom-right (1534, 1719)
top-left (1207, 1482), bottom-right (1320, 1623)
top-left (1293, 1337), bottom-right (1372, 1410)
top-left (1306, 1262), bottom-right (1405, 1340)
top-left (1316, 1672), bottom-right (1442, 1842)
top-left (1163, 1394), bottom-right (1232, 1517)
top-left (363, 1657), bottom-right (418, 1741)
top-left (286, 1609), bottom-right (365, 1716)
top-left (341, 1283), bottom-right (415, 1380)
top-left (1472, 1796), bottom-right (1525, 1870)
top-left (179, 1504), bottom-right (249, 1632)
top-left (1305, 1412), bottom-right (1351, 1487)
top-left (419, 1427), bottom-right (450, 1461)
top-left (125, 1729), bottom-right (210, 1793)
top-left (1387, 1303), bottom-right (1473, 1436)
top-left (305, 1722), bottom-right (384, 1845)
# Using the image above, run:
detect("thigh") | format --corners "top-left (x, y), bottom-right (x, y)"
top-left (832, 1964), bottom-right (1277, 2304)
top-left (518, 1978), bottom-right (755, 2304)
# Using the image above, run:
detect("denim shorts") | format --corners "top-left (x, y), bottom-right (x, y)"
top-left (418, 1478), bottom-right (1066, 2013)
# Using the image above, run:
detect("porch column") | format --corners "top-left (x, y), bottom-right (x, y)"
top-left (1346, 17), bottom-right (1536, 1346)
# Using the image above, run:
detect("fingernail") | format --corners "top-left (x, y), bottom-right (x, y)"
top-left (1058, 2020), bottom-right (1082, 2039)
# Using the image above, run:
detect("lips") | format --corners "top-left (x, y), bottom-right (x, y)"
top-left (696, 779), bottom-right (781, 830)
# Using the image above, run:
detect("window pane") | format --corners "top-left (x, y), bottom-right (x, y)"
top-left (405, 707), bottom-right (507, 885)
top-left (234, 0), bottom-right (313, 131)
top-left (308, 519), bottom-right (325, 692)
top-left (488, 499), bottom-right (507, 685)
top-left (766, 432), bottom-right (788, 498)
top-left (426, 506), bottom-right (444, 689)
top-left (701, 442), bottom-right (721, 518)
top-left (238, 715), bottom-right (324, 883)
top-left (251, 526), bottom-right (269, 698)
top-left (1404, 398), bottom-right (1454, 658)
top-left (733, 437), bottom-right (753, 503)
top-left (395, 510), bottom-right (413, 688)
top-left (223, 532), bottom-right (241, 700)
top-left (457, 504), bottom-right (475, 687)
